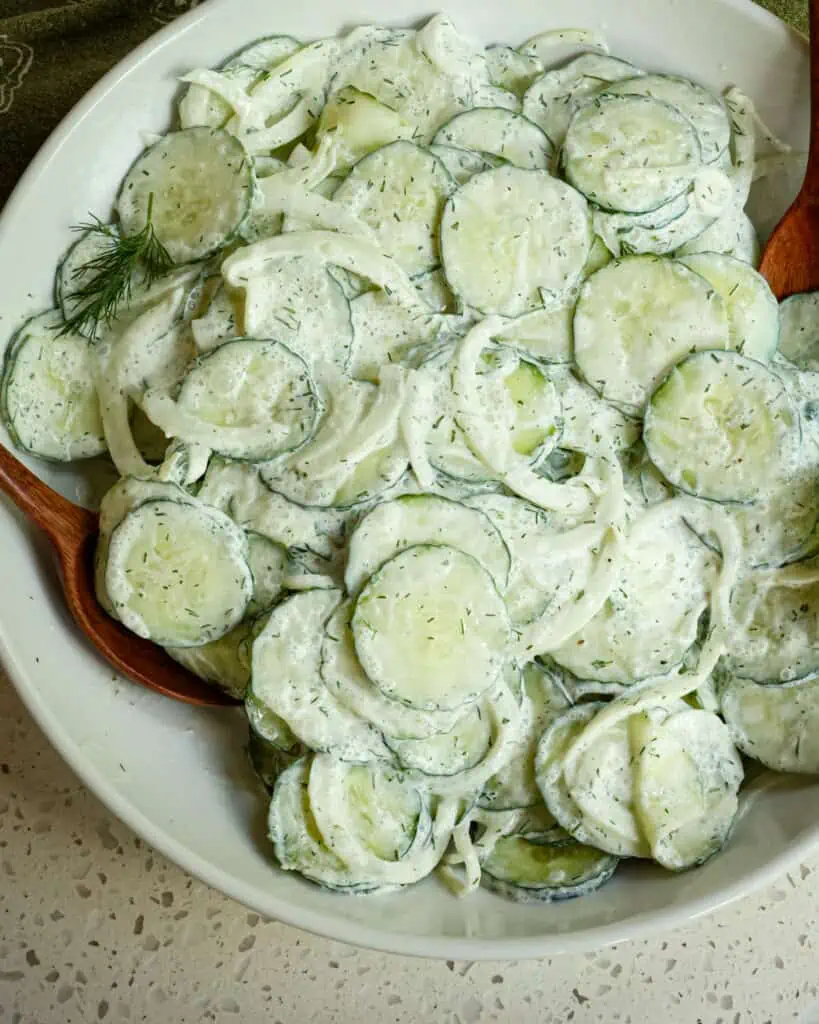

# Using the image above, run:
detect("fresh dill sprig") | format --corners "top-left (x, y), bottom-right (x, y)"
top-left (60, 193), bottom-right (173, 338)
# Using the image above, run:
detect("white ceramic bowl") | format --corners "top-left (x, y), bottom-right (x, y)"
top-left (0, 0), bottom-right (816, 959)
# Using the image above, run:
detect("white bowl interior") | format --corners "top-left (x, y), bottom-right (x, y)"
top-left (0, 0), bottom-right (815, 959)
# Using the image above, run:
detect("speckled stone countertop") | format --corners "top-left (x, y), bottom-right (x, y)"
top-left (1, 672), bottom-right (818, 1023)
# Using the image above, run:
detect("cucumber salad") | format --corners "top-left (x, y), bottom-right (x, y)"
top-left (4, 13), bottom-right (819, 904)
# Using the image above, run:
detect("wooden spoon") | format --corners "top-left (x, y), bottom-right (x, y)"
top-left (0, 443), bottom-right (237, 707)
top-left (759, 0), bottom-right (819, 298)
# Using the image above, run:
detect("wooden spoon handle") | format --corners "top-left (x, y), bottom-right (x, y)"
top-left (805, 0), bottom-right (819, 199)
top-left (0, 443), bottom-right (95, 551)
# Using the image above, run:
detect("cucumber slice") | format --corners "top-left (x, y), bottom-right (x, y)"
top-left (197, 458), bottom-right (345, 561)
top-left (117, 128), bottom-right (253, 263)
top-left (573, 256), bottom-right (731, 412)
top-left (1, 310), bottom-right (106, 461)
top-left (441, 166), bottom-right (591, 316)
top-left (307, 754), bottom-right (450, 887)
top-left (677, 208), bottom-right (760, 266)
top-left (242, 255), bottom-right (353, 375)
top-left (562, 95), bottom-right (702, 215)
top-left (522, 55), bottom-right (641, 148)
top-left (684, 465), bottom-right (819, 569)
top-left (262, 375), bottom-right (409, 510)
top-left (492, 297), bottom-right (574, 364)
top-left (178, 36), bottom-right (301, 130)
top-left (316, 87), bottom-right (415, 172)
top-left (248, 731), bottom-right (300, 793)
top-left (485, 45), bottom-right (543, 96)
top-left (535, 703), bottom-right (650, 858)
top-left (251, 589), bottom-right (390, 762)
top-left (246, 532), bottom-right (288, 614)
top-left (635, 707), bottom-right (743, 870)
top-left (333, 142), bottom-right (454, 277)
top-left (604, 74), bottom-right (731, 165)
top-left (334, 20), bottom-right (486, 140)
top-left (518, 28), bottom-right (610, 65)
top-left (321, 601), bottom-right (466, 741)
top-left (644, 351), bottom-right (799, 503)
top-left (105, 498), bottom-right (253, 647)
top-left (349, 290), bottom-right (439, 383)
top-left (352, 545), bottom-right (511, 711)
top-left (453, 333), bottom-right (565, 484)
top-left (345, 494), bottom-right (511, 595)
top-left (411, 353), bottom-right (499, 485)
top-left (546, 365), bottom-right (640, 457)
top-left (480, 832), bottom-right (618, 903)
top-left (778, 292), bottom-right (819, 372)
top-left (479, 662), bottom-right (571, 810)
top-left (551, 504), bottom-right (713, 684)
top-left (428, 144), bottom-right (502, 186)
top-left (467, 494), bottom-right (596, 627)
top-left (433, 108), bottom-right (553, 170)
top-left (719, 578), bottom-right (819, 684)
top-left (145, 338), bottom-right (319, 462)
top-left (387, 703), bottom-right (493, 777)
top-left (167, 615), bottom-right (259, 698)
top-left (245, 690), bottom-right (299, 753)
top-left (268, 758), bottom-right (398, 893)
top-left (677, 254), bottom-right (779, 362)
top-left (719, 673), bottom-right (819, 774)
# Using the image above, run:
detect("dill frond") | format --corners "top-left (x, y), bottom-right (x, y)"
top-left (60, 193), bottom-right (173, 338)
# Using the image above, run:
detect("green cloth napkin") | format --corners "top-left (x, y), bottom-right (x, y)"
top-left (0, 0), bottom-right (807, 207)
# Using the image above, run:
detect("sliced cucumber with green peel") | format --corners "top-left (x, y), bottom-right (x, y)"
top-left (678, 254), bottom-right (779, 362)
top-left (493, 299), bottom-right (574, 364)
top-left (441, 166), bottom-right (591, 317)
top-left (467, 493), bottom-right (596, 627)
top-left (117, 128), bottom-right (253, 263)
top-left (635, 707), bottom-right (743, 870)
top-left (677, 208), bottom-right (760, 266)
top-left (573, 256), bottom-right (731, 412)
top-left (719, 673), bottom-right (819, 774)
top-left (105, 498), bottom-right (253, 647)
top-left (546, 365), bottom-right (640, 457)
top-left (242, 255), bottom-right (354, 375)
top-left (350, 290), bottom-right (439, 383)
top-left (719, 578), bottom-right (819, 684)
top-left (246, 532), bottom-right (288, 614)
top-left (433, 108), bottom-right (553, 169)
top-left (387, 703), bottom-right (493, 776)
top-left (522, 54), bottom-right (641, 148)
top-left (428, 144), bottom-right (502, 186)
top-left (316, 87), bottom-right (415, 172)
top-left (778, 291), bottom-right (819, 372)
top-left (1, 310), bottom-right (106, 461)
top-left (145, 338), bottom-right (319, 462)
top-left (480, 831), bottom-right (618, 903)
top-left (551, 505), bottom-right (713, 684)
top-left (604, 74), bottom-right (731, 165)
top-left (644, 350), bottom-right (799, 503)
top-left (562, 95), bottom-right (701, 215)
top-left (248, 731), bottom-right (300, 793)
top-left (268, 757), bottom-right (399, 893)
top-left (479, 662), bottom-right (571, 810)
top-left (352, 545), bottom-right (511, 711)
top-left (453, 342), bottom-right (564, 469)
top-left (535, 703), bottom-right (650, 858)
top-left (333, 142), bottom-right (454, 277)
top-left (345, 494), bottom-right (511, 595)
top-left (485, 45), bottom-right (543, 97)
top-left (167, 615), bottom-right (259, 698)
top-left (321, 601), bottom-right (466, 741)
top-left (245, 690), bottom-right (299, 753)
top-left (251, 588), bottom-right (390, 762)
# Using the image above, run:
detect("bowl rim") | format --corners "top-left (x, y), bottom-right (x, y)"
top-left (0, 0), bottom-right (814, 960)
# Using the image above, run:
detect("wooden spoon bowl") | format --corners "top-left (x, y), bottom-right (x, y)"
top-left (0, 443), bottom-right (237, 707)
